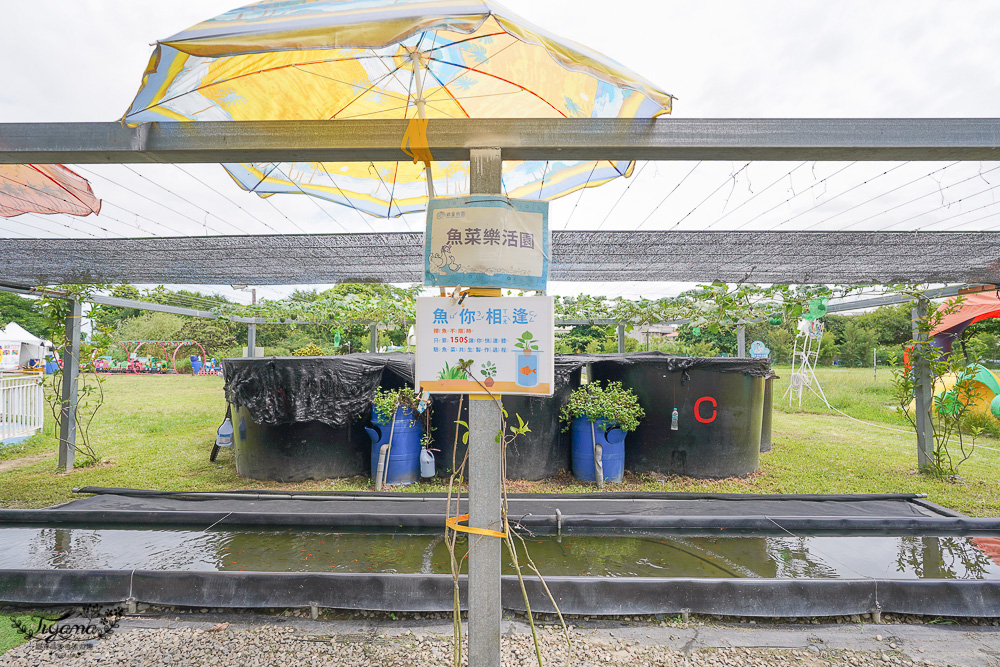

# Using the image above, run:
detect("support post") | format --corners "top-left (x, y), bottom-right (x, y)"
top-left (737, 322), bottom-right (747, 357)
top-left (246, 288), bottom-right (257, 358)
top-left (912, 298), bottom-right (934, 468)
top-left (58, 298), bottom-right (82, 473)
top-left (617, 323), bottom-right (626, 353)
top-left (467, 146), bottom-right (503, 667)
top-left (369, 323), bottom-right (378, 353)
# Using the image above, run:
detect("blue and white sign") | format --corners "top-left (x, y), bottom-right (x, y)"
top-left (424, 196), bottom-right (549, 290)
top-left (749, 340), bottom-right (771, 359)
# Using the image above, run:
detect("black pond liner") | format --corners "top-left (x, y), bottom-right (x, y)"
top-left (3, 491), bottom-right (999, 617)
top-left (584, 353), bottom-right (770, 478)
top-left (1, 570), bottom-right (999, 618)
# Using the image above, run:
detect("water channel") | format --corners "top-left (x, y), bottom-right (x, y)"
top-left (1, 526), bottom-right (998, 580)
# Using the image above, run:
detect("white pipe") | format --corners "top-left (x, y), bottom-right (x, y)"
top-left (374, 444), bottom-right (390, 492)
top-left (591, 420), bottom-right (603, 489)
top-left (380, 411), bottom-right (398, 489)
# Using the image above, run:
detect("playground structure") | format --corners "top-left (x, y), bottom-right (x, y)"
top-left (100, 340), bottom-right (211, 375)
top-left (932, 292), bottom-right (1000, 358)
top-left (912, 363), bottom-right (1000, 420)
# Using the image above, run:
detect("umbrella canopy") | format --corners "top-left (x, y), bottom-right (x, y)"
top-left (124, 0), bottom-right (674, 218)
top-left (0, 165), bottom-right (101, 218)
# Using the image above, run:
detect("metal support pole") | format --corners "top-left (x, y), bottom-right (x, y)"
top-left (912, 299), bottom-right (934, 468)
top-left (617, 323), bottom-right (626, 353)
top-left (467, 396), bottom-right (502, 664)
top-left (369, 323), bottom-right (378, 353)
top-left (246, 288), bottom-right (257, 358)
top-left (468, 146), bottom-right (503, 667)
top-left (58, 299), bottom-right (82, 472)
top-left (737, 322), bottom-right (747, 357)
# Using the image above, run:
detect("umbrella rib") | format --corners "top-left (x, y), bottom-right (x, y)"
top-left (328, 59), bottom-right (408, 119)
top-left (423, 67), bottom-right (471, 118)
top-left (424, 38), bottom-right (519, 98)
top-left (26, 165), bottom-right (99, 214)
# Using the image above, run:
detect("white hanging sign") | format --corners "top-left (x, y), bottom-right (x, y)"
top-left (415, 296), bottom-right (554, 396)
top-left (424, 196), bottom-right (549, 290)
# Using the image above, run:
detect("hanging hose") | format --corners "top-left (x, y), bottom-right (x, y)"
top-left (591, 419), bottom-right (603, 489)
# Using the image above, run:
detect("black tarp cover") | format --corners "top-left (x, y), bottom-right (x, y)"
top-left (223, 354), bottom-right (414, 428)
top-left (223, 352), bottom-right (771, 428)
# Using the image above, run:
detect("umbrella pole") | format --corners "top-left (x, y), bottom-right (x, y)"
top-left (410, 52), bottom-right (436, 199)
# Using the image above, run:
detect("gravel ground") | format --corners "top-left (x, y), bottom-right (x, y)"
top-left (1, 623), bottom-right (944, 667)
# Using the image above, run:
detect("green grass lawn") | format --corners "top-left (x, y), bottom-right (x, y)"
top-left (0, 615), bottom-right (31, 655)
top-left (0, 369), bottom-right (997, 515)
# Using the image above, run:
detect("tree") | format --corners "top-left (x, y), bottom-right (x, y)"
top-left (177, 318), bottom-right (238, 357)
top-left (113, 312), bottom-right (185, 345)
top-left (677, 324), bottom-right (736, 356)
top-left (89, 284), bottom-right (142, 335)
top-left (556, 325), bottom-right (613, 353)
top-left (855, 304), bottom-right (913, 346)
top-left (817, 335), bottom-right (840, 365)
top-left (839, 320), bottom-right (877, 367)
top-left (0, 292), bottom-right (48, 338)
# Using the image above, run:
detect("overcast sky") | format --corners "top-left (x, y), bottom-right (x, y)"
top-left (3, 1), bottom-right (999, 303)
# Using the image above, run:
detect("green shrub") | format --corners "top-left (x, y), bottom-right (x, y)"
top-left (292, 344), bottom-right (326, 356)
top-left (370, 386), bottom-right (421, 422)
top-left (560, 380), bottom-right (645, 433)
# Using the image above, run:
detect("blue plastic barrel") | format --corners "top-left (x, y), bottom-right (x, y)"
top-left (571, 417), bottom-right (626, 483)
top-left (190, 355), bottom-right (203, 374)
top-left (367, 406), bottom-right (422, 485)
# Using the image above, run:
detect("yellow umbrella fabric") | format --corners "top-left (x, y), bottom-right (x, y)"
top-left (125, 0), bottom-right (674, 218)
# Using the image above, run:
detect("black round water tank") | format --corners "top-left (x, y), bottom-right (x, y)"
top-left (760, 376), bottom-right (775, 453)
top-left (431, 363), bottom-right (580, 480)
top-left (232, 404), bottom-right (369, 482)
top-left (590, 358), bottom-right (765, 478)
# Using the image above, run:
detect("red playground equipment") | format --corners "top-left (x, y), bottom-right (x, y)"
top-left (105, 340), bottom-right (211, 375)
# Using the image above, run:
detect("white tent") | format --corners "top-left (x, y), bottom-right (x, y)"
top-left (0, 322), bottom-right (52, 371)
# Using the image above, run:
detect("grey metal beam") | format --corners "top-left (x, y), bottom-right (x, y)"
top-left (89, 294), bottom-right (220, 320)
top-left (3, 118), bottom-right (1000, 164)
top-left (911, 298), bottom-right (935, 469)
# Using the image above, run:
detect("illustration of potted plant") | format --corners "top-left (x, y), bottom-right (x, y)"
top-left (514, 331), bottom-right (540, 388)
top-left (559, 381), bottom-right (645, 484)
top-left (480, 360), bottom-right (497, 387)
top-left (437, 359), bottom-right (469, 388)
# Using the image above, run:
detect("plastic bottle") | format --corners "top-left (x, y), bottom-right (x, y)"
top-left (216, 418), bottom-right (234, 448)
top-left (670, 408), bottom-right (679, 431)
top-left (420, 448), bottom-right (436, 478)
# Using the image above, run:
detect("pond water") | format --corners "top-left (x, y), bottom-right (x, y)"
top-left (1, 527), bottom-right (999, 580)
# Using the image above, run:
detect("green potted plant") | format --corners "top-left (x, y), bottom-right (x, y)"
top-left (365, 386), bottom-right (424, 487)
top-left (560, 381), bottom-right (644, 484)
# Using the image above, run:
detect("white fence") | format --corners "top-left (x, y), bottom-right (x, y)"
top-left (0, 373), bottom-right (45, 443)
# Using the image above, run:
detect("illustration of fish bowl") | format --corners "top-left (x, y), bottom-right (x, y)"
top-left (514, 331), bottom-right (540, 388)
